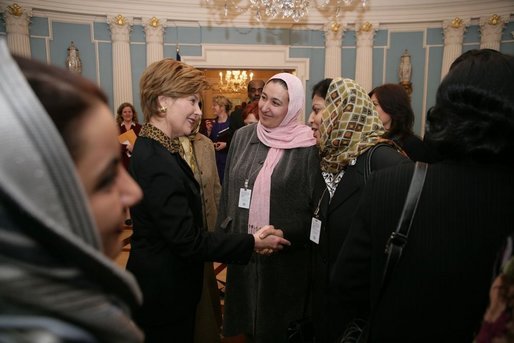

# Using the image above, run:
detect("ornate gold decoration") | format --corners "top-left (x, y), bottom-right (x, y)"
top-left (7, 3), bottom-right (23, 16)
top-left (488, 14), bottom-right (501, 25)
top-left (360, 21), bottom-right (373, 32)
top-left (149, 17), bottom-right (160, 27)
top-left (114, 14), bottom-right (127, 26)
top-left (331, 22), bottom-right (341, 33)
top-left (450, 17), bottom-right (463, 28)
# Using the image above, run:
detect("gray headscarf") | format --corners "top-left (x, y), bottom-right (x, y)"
top-left (0, 39), bottom-right (143, 342)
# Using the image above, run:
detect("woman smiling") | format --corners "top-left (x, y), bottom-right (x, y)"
top-left (126, 59), bottom-right (290, 342)
top-left (217, 73), bottom-right (322, 342)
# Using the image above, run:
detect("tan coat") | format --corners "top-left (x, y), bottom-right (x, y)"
top-left (192, 133), bottom-right (223, 343)
top-left (192, 133), bottom-right (222, 232)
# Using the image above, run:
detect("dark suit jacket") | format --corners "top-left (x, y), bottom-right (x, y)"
top-left (229, 107), bottom-right (244, 136)
top-left (311, 145), bottom-right (407, 343)
top-left (126, 136), bottom-right (254, 340)
top-left (329, 161), bottom-right (514, 342)
top-left (396, 133), bottom-right (440, 163)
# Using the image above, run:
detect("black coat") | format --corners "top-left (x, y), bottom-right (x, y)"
top-left (127, 136), bottom-right (254, 342)
top-left (329, 161), bottom-right (514, 342)
top-left (311, 145), bottom-right (407, 342)
top-left (395, 133), bottom-right (440, 163)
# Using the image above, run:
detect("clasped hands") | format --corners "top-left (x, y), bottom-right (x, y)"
top-left (214, 142), bottom-right (227, 151)
top-left (252, 225), bottom-right (291, 256)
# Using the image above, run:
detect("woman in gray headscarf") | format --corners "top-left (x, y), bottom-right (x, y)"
top-left (0, 41), bottom-right (143, 342)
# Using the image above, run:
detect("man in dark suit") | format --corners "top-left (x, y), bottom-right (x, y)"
top-left (229, 79), bottom-right (264, 133)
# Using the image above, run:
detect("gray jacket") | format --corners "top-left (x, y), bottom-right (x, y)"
top-left (217, 124), bottom-right (322, 342)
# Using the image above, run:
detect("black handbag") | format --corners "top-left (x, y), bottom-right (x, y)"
top-left (339, 162), bottom-right (428, 343)
top-left (286, 317), bottom-right (314, 343)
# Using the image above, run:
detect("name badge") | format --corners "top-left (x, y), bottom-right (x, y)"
top-left (310, 217), bottom-right (322, 244)
top-left (239, 188), bottom-right (252, 209)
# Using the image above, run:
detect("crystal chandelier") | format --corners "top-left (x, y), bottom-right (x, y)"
top-left (204, 0), bottom-right (368, 23)
top-left (214, 70), bottom-right (254, 94)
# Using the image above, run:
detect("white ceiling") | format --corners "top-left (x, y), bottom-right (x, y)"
top-left (6, 0), bottom-right (514, 28)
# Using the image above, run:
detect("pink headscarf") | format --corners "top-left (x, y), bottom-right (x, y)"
top-left (248, 73), bottom-right (316, 234)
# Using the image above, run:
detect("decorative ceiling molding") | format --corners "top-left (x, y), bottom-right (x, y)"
top-left (5, 0), bottom-right (513, 28)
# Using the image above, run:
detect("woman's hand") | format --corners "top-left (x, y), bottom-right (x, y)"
top-left (214, 142), bottom-right (227, 151)
top-left (253, 225), bottom-right (291, 255)
top-left (483, 275), bottom-right (507, 322)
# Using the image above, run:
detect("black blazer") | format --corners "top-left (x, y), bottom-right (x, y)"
top-left (311, 145), bottom-right (407, 343)
top-left (329, 161), bottom-right (514, 342)
top-left (395, 133), bottom-right (440, 163)
top-left (126, 137), bottom-right (253, 337)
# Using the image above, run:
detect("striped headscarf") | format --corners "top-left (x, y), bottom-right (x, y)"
top-left (0, 40), bottom-right (143, 342)
top-left (319, 78), bottom-right (386, 174)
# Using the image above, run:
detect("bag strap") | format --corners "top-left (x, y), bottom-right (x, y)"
top-left (363, 143), bottom-right (395, 184)
top-left (381, 161), bottom-right (428, 287)
top-left (356, 162), bottom-right (427, 343)
top-left (338, 162), bottom-right (427, 343)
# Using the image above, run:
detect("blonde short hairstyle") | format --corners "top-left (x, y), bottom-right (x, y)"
top-left (140, 58), bottom-right (210, 122)
top-left (212, 95), bottom-right (233, 113)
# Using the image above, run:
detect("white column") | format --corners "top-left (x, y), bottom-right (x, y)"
top-left (355, 22), bottom-right (377, 93)
top-left (479, 14), bottom-right (509, 51)
top-left (440, 17), bottom-right (470, 80)
top-left (143, 17), bottom-right (166, 66)
top-left (4, 3), bottom-right (32, 57)
top-left (323, 21), bottom-right (345, 79)
top-left (108, 15), bottom-right (133, 110)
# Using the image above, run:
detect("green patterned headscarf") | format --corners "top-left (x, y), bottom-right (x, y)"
top-left (319, 78), bottom-right (386, 173)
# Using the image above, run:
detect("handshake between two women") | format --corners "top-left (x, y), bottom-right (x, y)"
top-left (253, 225), bottom-right (291, 255)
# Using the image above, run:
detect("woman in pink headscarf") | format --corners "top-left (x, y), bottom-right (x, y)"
top-left (216, 73), bottom-right (322, 342)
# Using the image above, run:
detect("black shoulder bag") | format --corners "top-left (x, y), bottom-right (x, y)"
top-left (339, 161), bottom-right (428, 343)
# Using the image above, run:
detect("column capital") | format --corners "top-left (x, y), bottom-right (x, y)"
top-left (108, 15), bottom-right (133, 43)
top-left (323, 21), bottom-right (345, 48)
top-left (142, 17), bottom-right (166, 44)
top-left (442, 17), bottom-right (470, 45)
top-left (479, 14), bottom-right (509, 50)
top-left (4, 3), bottom-right (32, 35)
top-left (356, 22), bottom-right (378, 48)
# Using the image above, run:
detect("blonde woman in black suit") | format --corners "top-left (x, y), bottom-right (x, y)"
top-left (126, 59), bottom-right (290, 342)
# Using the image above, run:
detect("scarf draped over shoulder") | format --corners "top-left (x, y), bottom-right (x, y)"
top-left (248, 73), bottom-right (316, 233)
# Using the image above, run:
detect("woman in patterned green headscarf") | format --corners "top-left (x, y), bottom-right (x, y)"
top-left (317, 77), bottom-right (392, 174)
top-left (310, 77), bottom-right (407, 343)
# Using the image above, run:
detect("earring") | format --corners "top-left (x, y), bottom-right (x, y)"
top-left (159, 105), bottom-right (167, 113)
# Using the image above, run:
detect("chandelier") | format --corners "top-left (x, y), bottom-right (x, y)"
top-left (214, 70), bottom-right (254, 94)
top-left (204, 0), bottom-right (368, 23)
